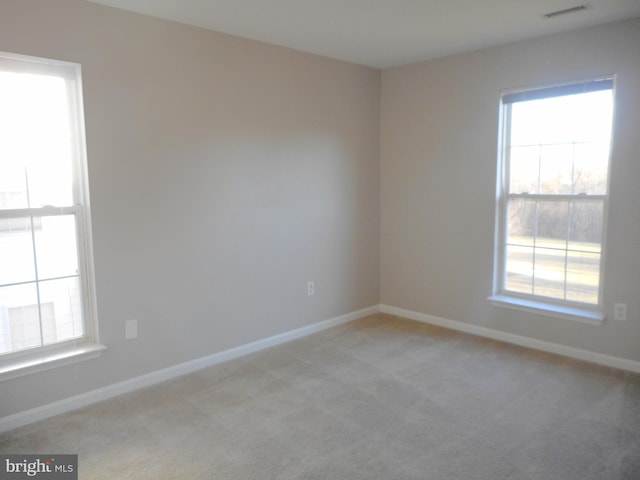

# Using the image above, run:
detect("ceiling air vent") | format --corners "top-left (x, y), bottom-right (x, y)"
top-left (543, 5), bottom-right (589, 18)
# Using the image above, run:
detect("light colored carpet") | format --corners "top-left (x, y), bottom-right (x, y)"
top-left (1, 314), bottom-right (639, 479)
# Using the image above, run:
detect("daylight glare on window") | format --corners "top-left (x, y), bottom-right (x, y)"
top-left (0, 71), bottom-right (74, 209)
top-left (0, 66), bottom-right (85, 355)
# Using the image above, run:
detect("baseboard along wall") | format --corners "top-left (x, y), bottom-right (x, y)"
top-left (380, 304), bottom-right (640, 374)
top-left (0, 306), bottom-right (378, 434)
top-left (2, 303), bottom-right (639, 433)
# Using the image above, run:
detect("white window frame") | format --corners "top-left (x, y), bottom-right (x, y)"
top-left (490, 76), bottom-right (615, 324)
top-left (0, 51), bottom-right (104, 381)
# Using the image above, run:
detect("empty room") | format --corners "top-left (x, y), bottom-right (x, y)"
top-left (1, 0), bottom-right (639, 478)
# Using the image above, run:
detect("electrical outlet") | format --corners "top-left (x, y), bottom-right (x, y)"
top-left (307, 281), bottom-right (315, 296)
top-left (613, 303), bottom-right (627, 321)
top-left (125, 319), bottom-right (138, 339)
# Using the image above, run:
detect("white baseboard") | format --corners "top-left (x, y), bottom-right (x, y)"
top-left (6, 303), bottom-right (635, 433)
top-left (0, 305), bottom-right (379, 434)
top-left (380, 304), bottom-right (640, 374)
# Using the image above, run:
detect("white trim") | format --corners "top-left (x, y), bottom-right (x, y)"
top-left (7, 302), bottom-right (635, 434)
top-left (380, 304), bottom-right (640, 374)
top-left (0, 343), bottom-right (106, 382)
top-left (488, 294), bottom-right (604, 325)
top-left (0, 305), bottom-right (379, 433)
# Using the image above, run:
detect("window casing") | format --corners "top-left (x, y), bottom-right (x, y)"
top-left (0, 51), bottom-right (102, 379)
top-left (491, 77), bottom-right (615, 322)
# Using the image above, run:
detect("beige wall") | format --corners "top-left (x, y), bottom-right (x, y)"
top-left (0, 0), bottom-right (380, 417)
top-left (1, 0), bottom-right (638, 421)
top-left (381, 19), bottom-right (640, 362)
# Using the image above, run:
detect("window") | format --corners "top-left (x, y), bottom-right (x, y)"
top-left (0, 51), bottom-right (103, 379)
top-left (491, 77), bottom-right (615, 322)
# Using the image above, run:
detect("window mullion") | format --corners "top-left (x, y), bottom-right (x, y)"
top-left (22, 164), bottom-right (45, 348)
top-left (508, 193), bottom-right (607, 201)
top-left (532, 144), bottom-right (541, 295)
top-left (563, 142), bottom-right (578, 301)
top-left (0, 206), bottom-right (79, 219)
top-left (532, 198), bottom-right (539, 295)
top-left (563, 201), bottom-right (572, 301)
top-left (498, 103), bottom-right (513, 294)
top-left (29, 214), bottom-right (45, 348)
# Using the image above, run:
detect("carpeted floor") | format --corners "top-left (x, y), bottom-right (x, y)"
top-left (1, 314), bottom-right (639, 479)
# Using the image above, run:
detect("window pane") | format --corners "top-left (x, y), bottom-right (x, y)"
top-left (10, 302), bottom-right (56, 346)
top-left (39, 277), bottom-right (84, 344)
top-left (536, 200), bottom-right (569, 241)
top-left (34, 215), bottom-right (79, 280)
top-left (507, 198), bottom-right (536, 242)
top-left (0, 71), bottom-right (74, 208)
top-left (532, 246), bottom-right (566, 299)
top-left (566, 252), bottom-right (600, 304)
top-left (567, 91), bottom-right (613, 143)
top-left (539, 144), bottom-right (573, 194)
top-left (0, 283), bottom-right (40, 353)
top-left (509, 146), bottom-right (539, 194)
top-left (0, 162), bottom-right (28, 210)
top-left (510, 101), bottom-right (547, 146)
top-left (505, 202), bottom-right (603, 304)
top-left (0, 217), bottom-right (36, 286)
top-left (569, 200), bottom-right (603, 250)
top-left (505, 245), bottom-right (533, 294)
top-left (510, 91), bottom-right (612, 147)
top-left (573, 142), bottom-right (609, 194)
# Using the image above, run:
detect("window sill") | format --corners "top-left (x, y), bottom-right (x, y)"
top-left (0, 343), bottom-right (106, 382)
top-left (489, 294), bottom-right (604, 325)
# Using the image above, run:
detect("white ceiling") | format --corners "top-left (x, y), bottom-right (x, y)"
top-left (87, 0), bottom-right (640, 68)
